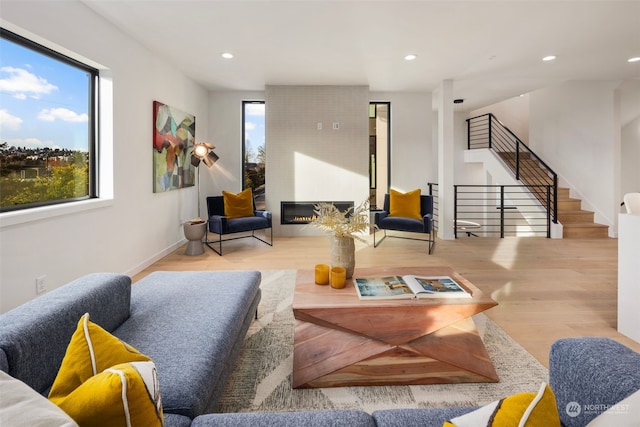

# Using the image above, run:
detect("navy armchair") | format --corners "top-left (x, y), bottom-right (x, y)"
top-left (205, 196), bottom-right (272, 255)
top-left (374, 194), bottom-right (435, 254)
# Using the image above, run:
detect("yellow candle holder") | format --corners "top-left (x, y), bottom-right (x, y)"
top-left (314, 264), bottom-right (330, 285)
top-left (330, 267), bottom-right (347, 289)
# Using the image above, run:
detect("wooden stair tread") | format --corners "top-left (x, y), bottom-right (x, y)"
top-left (562, 222), bottom-right (609, 238)
top-left (558, 196), bottom-right (580, 202)
top-left (563, 222), bottom-right (608, 228)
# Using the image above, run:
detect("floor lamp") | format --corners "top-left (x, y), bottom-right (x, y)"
top-left (190, 142), bottom-right (219, 220)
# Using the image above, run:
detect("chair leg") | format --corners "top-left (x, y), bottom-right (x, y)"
top-left (204, 229), bottom-right (223, 256)
top-left (428, 228), bottom-right (435, 254)
top-left (251, 227), bottom-right (273, 247)
top-left (373, 228), bottom-right (387, 248)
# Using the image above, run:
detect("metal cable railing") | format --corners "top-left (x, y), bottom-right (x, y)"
top-left (428, 183), bottom-right (551, 238)
top-left (467, 113), bottom-right (558, 223)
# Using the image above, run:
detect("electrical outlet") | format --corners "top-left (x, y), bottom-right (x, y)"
top-left (36, 275), bottom-right (46, 294)
top-left (332, 122), bottom-right (340, 130)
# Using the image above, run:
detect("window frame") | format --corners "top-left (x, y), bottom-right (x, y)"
top-left (0, 27), bottom-right (99, 213)
top-left (242, 100), bottom-right (266, 209)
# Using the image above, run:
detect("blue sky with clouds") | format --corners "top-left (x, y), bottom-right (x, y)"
top-left (0, 35), bottom-right (90, 151)
top-left (244, 102), bottom-right (265, 163)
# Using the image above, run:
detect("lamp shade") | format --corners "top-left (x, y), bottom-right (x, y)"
top-left (191, 142), bottom-right (218, 168)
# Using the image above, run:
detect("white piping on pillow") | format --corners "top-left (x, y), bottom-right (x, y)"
top-left (104, 368), bottom-right (132, 427)
top-left (519, 382), bottom-right (548, 427)
top-left (81, 313), bottom-right (97, 376)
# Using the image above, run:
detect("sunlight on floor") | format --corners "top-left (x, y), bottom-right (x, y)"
top-left (491, 237), bottom-right (521, 270)
top-left (492, 281), bottom-right (515, 300)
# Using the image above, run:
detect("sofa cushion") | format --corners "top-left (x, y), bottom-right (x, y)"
top-left (49, 314), bottom-right (162, 426)
top-left (223, 188), bottom-right (254, 219)
top-left (114, 270), bottom-right (261, 419)
top-left (443, 383), bottom-right (560, 427)
top-left (0, 273), bottom-right (131, 393)
top-left (0, 370), bottom-right (78, 427)
top-left (225, 215), bottom-right (270, 233)
top-left (372, 407), bottom-right (480, 427)
top-left (49, 313), bottom-right (151, 402)
top-left (191, 410), bottom-right (376, 427)
top-left (389, 188), bottom-right (422, 220)
top-left (549, 337), bottom-right (640, 427)
top-left (164, 414), bottom-right (193, 427)
top-left (55, 361), bottom-right (163, 427)
top-left (378, 216), bottom-right (424, 233)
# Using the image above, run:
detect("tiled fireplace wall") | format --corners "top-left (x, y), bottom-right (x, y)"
top-left (265, 86), bottom-right (370, 236)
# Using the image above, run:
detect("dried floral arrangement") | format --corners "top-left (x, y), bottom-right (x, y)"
top-left (311, 199), bottom-right (370, 242)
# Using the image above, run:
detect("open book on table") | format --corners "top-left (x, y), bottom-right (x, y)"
top-left (354, 275), bottom-right (472, 300)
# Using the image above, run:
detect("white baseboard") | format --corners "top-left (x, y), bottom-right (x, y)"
top-left (124, 239), bottom-right (186, 278)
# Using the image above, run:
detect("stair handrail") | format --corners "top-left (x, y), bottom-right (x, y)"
top-left (466, 113), bottom-right (558, 223)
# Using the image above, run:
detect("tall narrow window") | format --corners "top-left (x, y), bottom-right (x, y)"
top-left (369, 102), bottom-right (390, 210)
top-left (242, 101), bottom-right (265, 210)
top-left (0, 28), bottom-right (98, 212)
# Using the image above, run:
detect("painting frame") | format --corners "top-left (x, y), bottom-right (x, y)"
top-left (152, 101), bottom-right (196, 192)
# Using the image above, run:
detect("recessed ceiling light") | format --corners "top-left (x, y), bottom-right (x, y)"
top-left (221, 52), bottom-right (234, 59)
top-left (628, 57), bottom-right (640, 63)
top-left (542, 55), bottom-right (556, 62)
top-left (404, 54), bottom-right (417, 61)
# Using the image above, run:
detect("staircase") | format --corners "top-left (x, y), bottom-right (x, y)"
top-left (499, 153), bottom-right (608, 238)
top-left (556, 187), bottom-right (609, 238)
top-left (467, 113), bottom-right (610, 239)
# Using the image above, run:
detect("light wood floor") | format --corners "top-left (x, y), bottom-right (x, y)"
top-left (133, 232), bottom-right (640, 368)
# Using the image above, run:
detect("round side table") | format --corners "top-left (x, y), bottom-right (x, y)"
top-left (183, 221), bottom-right (207, 256)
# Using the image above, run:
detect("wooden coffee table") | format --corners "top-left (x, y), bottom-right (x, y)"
top-left (292, 266), bottom-right (499, 388)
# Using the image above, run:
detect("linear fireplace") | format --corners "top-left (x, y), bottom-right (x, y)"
top-left (281, 201), bottom-right (354, 225)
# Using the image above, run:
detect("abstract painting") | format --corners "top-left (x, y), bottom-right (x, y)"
top-left (152, 101), bottom-right (196, 192)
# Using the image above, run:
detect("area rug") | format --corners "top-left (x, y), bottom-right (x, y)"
top-left (215, 269), bottom-right (548, 414)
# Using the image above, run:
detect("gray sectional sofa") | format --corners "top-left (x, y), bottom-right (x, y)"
top-left (1, 271), bottom-right (639, 427)
top-left (0, 271), bottom-right (261, 427)
top-left (190, 336), bottom-right (640, 427)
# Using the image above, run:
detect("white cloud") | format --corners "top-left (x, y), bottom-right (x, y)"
top-left (245, 122), bottom-right (257, 131)
top-left (0, 67), bottom-right (58, 98)
top-left (0, 109), bottom-right (23, 131)
top-left (4, 137), bottom-right (59, 149)
top-left (37, 107), bottom-right (88, 123)
top-left (245, 103), bottom-right (265, 116)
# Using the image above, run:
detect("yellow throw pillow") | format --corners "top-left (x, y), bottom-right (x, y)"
top-left (55, 361), bottom-right (163, 427)
top-left (443, 382), bottom-right (560, 427)
top-left (49, 313), bottom-right (150, 403)
top-left (222, 188), bottom-right (255, 219)
top-left (48, 314), bottom-right (163, 427)
top-left (389, 189), bottom-right (422, 220)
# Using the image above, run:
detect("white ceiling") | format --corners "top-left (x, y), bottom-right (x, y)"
top-left (82, 0), bottom-right (639, 114)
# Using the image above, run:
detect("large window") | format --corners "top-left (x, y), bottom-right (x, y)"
top-left (242, 101), bottom-right (265, 209)
top-left (0, 28), bottom-right (98, 212)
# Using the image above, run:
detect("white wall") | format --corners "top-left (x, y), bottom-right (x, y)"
top-left (621, 116), bottom-right (640, 197)
top-left (265, 86), bottom-right (370, 236)
top-left (529, 81), bottom-right (621, 234)
top-left (371, 92), bottom-right (433, 194)
top-left (470, 94), bottom-right (530, 144)
top-left (0, 1), bottom-right (208, 312)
